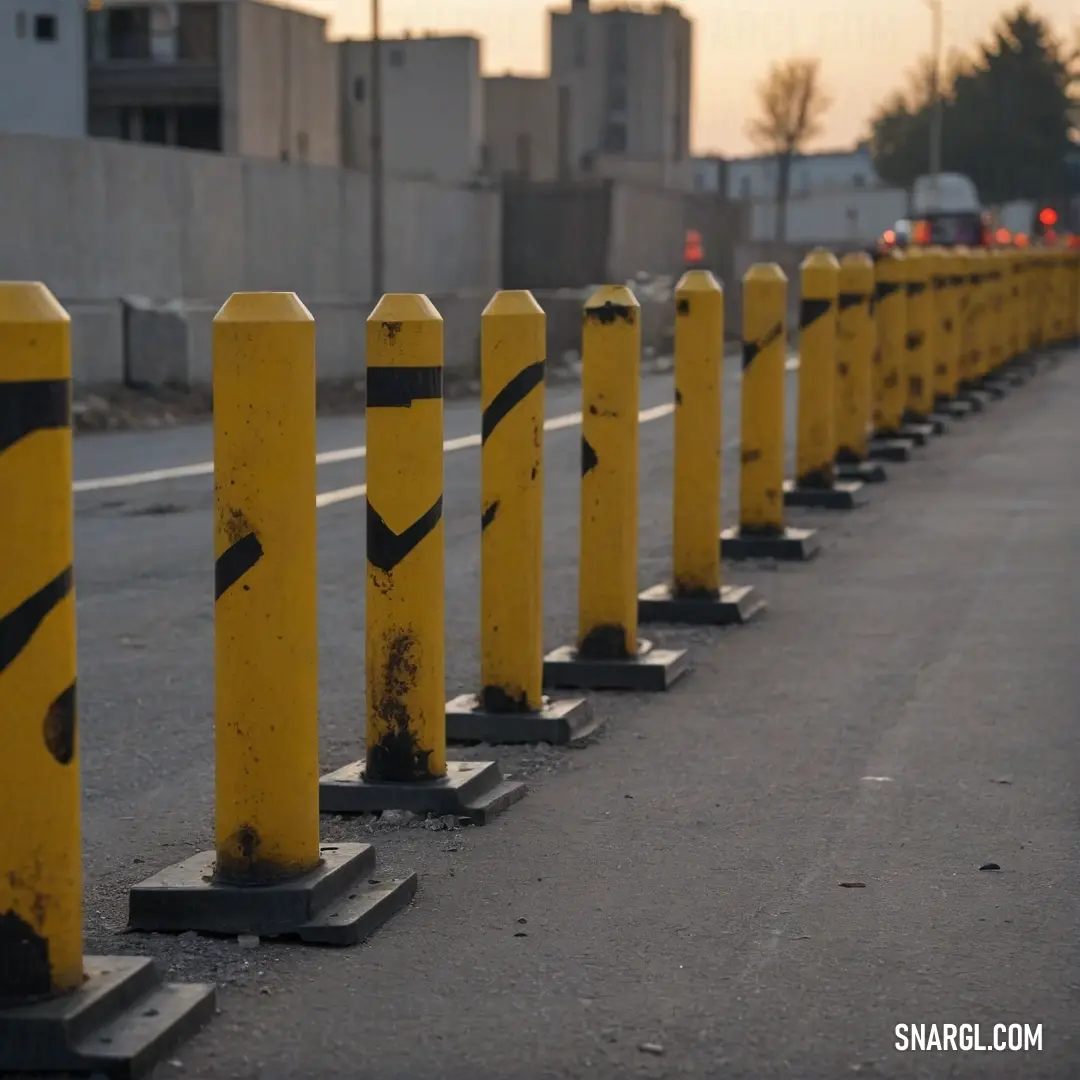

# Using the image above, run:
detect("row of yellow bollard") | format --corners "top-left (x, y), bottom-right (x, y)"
top-left (1, 240), bottom-right (1078, 1076)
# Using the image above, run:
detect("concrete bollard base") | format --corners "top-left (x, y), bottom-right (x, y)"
top-left (957, 388), bottom-right (992, 411)
top-left (127, 844), bottom-right (415, 947)
top-left (898, 421), bottom-right (935, 445)
top-left (782, 478), bottom-right (867, 510)
top-left (319, 760), bottom-right (525, 826)
top-left (542, 639), bottom-right (690, 693)
top-left (637, 582), bottom-right (766, 627)
top-left (0, 956), bottom-right (215, 1080)
top-left (720, 526), bottom-right (820, 562)
top-left (445, 694), bottom-right (598, 746)
top-left (836, 459), bottom-right (889, 483)
top-left (868, 436), bottom-right (915, 461)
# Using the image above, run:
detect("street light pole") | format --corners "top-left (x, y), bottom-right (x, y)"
top-left (926, 0), bottom-right (944, 179)
top-left (370, 0), bottom-right (385, 301)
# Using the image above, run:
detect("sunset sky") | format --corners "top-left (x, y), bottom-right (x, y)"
top-left (293, 0), bottom-right (1077, 155)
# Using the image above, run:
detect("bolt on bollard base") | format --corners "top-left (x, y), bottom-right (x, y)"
top-left (637, 582), bottom-right (766, 627)
top-left (445, 693), bottom-right (599, 746)
top-left (0, 956), bottom-right (215, 1080)
top-left (782, 476), bottom-right (867, 511)
top-left (127, 843), bottom-right (415, 947)
top-left (542, 638), bottom-right (690, 693)
top-left (319, 761), bottom-right (526, 826)
top-left (720, 525), bottom-right (820, 562)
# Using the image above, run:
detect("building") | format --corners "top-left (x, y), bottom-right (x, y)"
top-left (0, 1), bottom-right (86, 137)
top-left (710, 145), bottom-right (881, 201)
top-left (483, 75), bottom-right (565, 182)
top-left (86, 0), bottom-right (340, 165)
top-left (340, 34), bottom-right (484, 186)
top-left (549, 0), bottom-right (692, 186)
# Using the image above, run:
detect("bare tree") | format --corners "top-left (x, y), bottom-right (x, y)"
top-left (745, 58), bottom-right (832, 242)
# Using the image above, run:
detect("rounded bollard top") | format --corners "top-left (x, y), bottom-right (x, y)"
top-left (675, 268), bottom-right (722, 294)
top-left (585, 284), bottom-right (640, 311)
top-left (369, 292), bottom-right (442, 323)
top-left (905, 246), bottom-right (929, 274)
top-left (215, 291), bottom-right (313, 325)
top-left (0, 281), bottom-right (69, 325)
top-left (482, 289), bottom-right (544, 319)
top-left (840, 250), bottom-right (874, 270)
top-left (801, 249), bottom-right (840, 272)
top-left (743, 262), bottom-right (788, 285)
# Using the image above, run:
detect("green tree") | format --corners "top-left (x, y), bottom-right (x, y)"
top-left (869, 4), bottom-right (1077, 201)
top-left (745, 57), bottom-right (832, 242)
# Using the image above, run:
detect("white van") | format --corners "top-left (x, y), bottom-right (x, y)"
top-left (910, 173), bottom-right (990, 247)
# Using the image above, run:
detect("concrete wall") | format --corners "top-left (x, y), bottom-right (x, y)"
top-left (750, 188), bottom-right (909, 245)
top-left (0, 0), bottom-right (86, 137)
top-left (227, 0), bottom-right (340, 166)
top-left (501, 179), bottom-right (748, 294)
top-left (340, 36), bottom-right (484, 185)
top-left (0, 132), bottom-right (500, 385)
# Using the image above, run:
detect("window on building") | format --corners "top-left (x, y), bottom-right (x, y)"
top-left (353, 76), bottom-right (366, 102)
top-left (34, 13), bottom-right (58, 41)
top-left (15, 11), bottom-right (26, 38)
top-left (107, 6), bottom-right (151, 60)
top-left (176, 105), bottom-right (221, 151)
top-left (388, 47), bottom-right (405, 68)
top-left (603, 121), bottom-right (627, 153)
top-left (142, 107), bottom-right (168, 144)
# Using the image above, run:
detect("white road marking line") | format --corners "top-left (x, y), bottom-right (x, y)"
top-left (312, 402), bottom-right (678, 510)
top-left (73, 355), bottom-right (804, 495)
top-left (74, 401), bottom-right (677, 497)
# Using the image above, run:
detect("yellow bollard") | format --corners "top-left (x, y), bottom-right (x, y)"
top-left (721, 264), bottom-right (819, 561)
top-left (320, 294), bottom-right (524, 821)
top-left (0, 283), bottom-right (214, 1075)
top-left (784, 249), bottom-right (867, 509)
top-left (0, 283), bottom-right (82, 1002)
top-left (930, 250), bottom-right (972, 418)
top-left (834, 252), bottom-right (887, 483)
top-left (545, 286), bottom-right (690, 690)
top-left (901, 247), bottom-right (944, 437)
top-left (1069, 247), bottom-right (1080, 344)
top-left (981, 251), bottom-right (1012, 391)
top-left (969, 250), bottom-right (1004, 399)
top-left (956, 249), bottom-right (990, 409)
top-left (1047, 247), bottom-right (1064, 345)
top-left (130, 292), bottom-right (416, 942)
top-left (868, 249), bottom-right (916, 461)
top-left (996, 249), bottom-right (1030, 386)
top-left (445, 291), bottom-right (594, 743)
top-left (1027, 247), bottom-right (1045, 353)
top-left (638, 271), bottom-right (766, 624)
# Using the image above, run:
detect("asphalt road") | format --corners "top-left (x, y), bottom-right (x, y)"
top-left (63, 349), bottom-right (1079, 1079)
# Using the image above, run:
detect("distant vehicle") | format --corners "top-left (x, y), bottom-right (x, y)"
top-left (909, 173), bottom-right (990, 248)
top-left (879, 219), bottom-right (912, 252)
